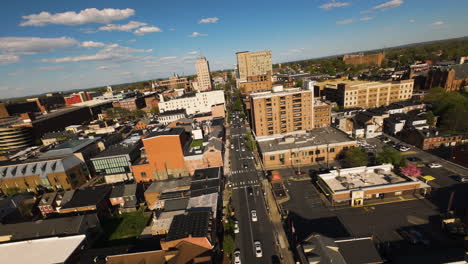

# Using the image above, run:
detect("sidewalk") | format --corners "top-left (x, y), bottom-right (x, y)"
top-left (262, 179), bottom-right (295, 264)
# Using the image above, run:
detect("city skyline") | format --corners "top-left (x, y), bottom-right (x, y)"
top-left (1, 0), bottom-right (468, 98)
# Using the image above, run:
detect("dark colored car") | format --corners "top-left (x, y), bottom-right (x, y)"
top-left (407, 156), bottom-right (422, 162)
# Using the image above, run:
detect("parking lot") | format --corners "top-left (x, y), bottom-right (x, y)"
top-left (281, 178), bottom-right (467, 263)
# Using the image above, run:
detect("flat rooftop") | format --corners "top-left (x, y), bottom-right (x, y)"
top-left (319, 164), bottom-right (407, 192)
top-left (258, 127), bottom-right (356, 154)
top-left (250, 87), bottom-right (308, 99)
top-left (0, 235), bottom-right (86, 264)
top-left (145, 127), bottom-right (185, 139)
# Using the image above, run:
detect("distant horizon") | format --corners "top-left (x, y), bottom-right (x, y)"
top-left (1, 0), bottom-right (467, 99)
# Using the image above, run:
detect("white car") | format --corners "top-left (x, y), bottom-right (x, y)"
top-left (428, 163), bottom-right (442, 168)
top-left (398, 146), bottom-right (410, 152)
top-left (234, 221), bottom-right (239, 234)
top-left (254, 241), bottom-right (263, 258)
top-left (234, 250), bottom-right (241, 264)
top-left (251, 210), bottom-right (258, 222)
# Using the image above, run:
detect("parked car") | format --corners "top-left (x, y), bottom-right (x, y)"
top-left (243, 162), bottom-right (248, 169)
top-left (453, 175), bottom-right (468, 183)
top-left (407, 156), bottom-right (422, 162)
top-left (251, 210), bottom-right (258, 222)
top-left (398, 145), bottom-right (410, 152)
top-left (234, 250), bottom-right (241, 264)
top-left (254, 241), bottom-right (263, 258)
top-left (234, 221), bottom-right (239, 234)
top-left (427, 163), bottom-right (442, 168)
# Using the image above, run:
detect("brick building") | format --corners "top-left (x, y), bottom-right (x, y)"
top-left (425, 63), bottom-right (468, 91)
top-left (132, 127), bottom-right (190, 182)
top-left (401, 128), bottom-right (463, 150)
top-left (0, 155), bottom-right (89, 194)
top-left (342, 53), bottom-right (385, 66)
top-left (250, 86), bottom-right (314, 137)
top-left (258, 127), bottom-right (357, 170)
top-left (313, 100), bottom-right (332, 128)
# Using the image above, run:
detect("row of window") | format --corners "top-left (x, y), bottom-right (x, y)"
top-left (269, 148), bottom-right (336, 160)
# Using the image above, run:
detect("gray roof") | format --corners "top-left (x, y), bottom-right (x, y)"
top-left (40, 138), bottom-right (98, 158)
top-left (145, 177), bottom-right (191, 194)
top-left (145, 127), bottom-right (185, 139)
top-left (452, 63), bottom-right (468, 79)
top-left (205, 138), bottom-right (222, 152)
top-left (109, 184), bottom-right (137, 198)
top-left (0, 155), bottom-right (84, 180)
top-left (0, 214), bottom-right (99, 242)
top-left (258, 127), bottom-right (356, 154)
top-left (336, 238), bottom-right (383, 264)
top-left (163, 198), bottom-right (189, 212)
top-left (299, 234), bottom-right (347, 264)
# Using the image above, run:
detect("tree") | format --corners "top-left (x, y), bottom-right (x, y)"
top-left (295, 79), bottom-right (303, 88)
top-left (149, 106), bottom-right (159, 115)
top-left (424, 111), bottom-right (436, 127)
top-left (344, 147), bottom-right (368, 167)
top-left (223, 234), bottom-right (235, 255)
top-left (244, 131), bottom-right (257, 152)
top-left (376, 148), bottom-right (405, 167)
top-left (131, 109), bottom-right (146, 119)
top-left (400, 164), bottom-right (421, 178)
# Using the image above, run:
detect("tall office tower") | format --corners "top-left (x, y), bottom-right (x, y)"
top-left (236, 50), bottom-right (272, 81)
top-left (250, 85), bottom-right (314, 137)
top-left (195, 57), bottom-right (212, 91)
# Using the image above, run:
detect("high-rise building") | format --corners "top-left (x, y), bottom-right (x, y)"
top-left (250, 85), bottom-right (314, 137)
top-left (236, 50), bottom-right (272, 81)
top-left (195, 57), bottom-right (212, 91)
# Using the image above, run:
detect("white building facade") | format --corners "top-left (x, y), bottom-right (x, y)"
top-left (158, 90), bottom-right (225, 115)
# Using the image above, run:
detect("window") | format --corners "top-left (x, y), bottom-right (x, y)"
top-left (395, 191), bottom-right (402, 195)
top-left (315, 150), bottom-right (320, 155)
top-left (279, 154), bottom-right (284, 159)
top-left (309, 151), bottom-right (314, 155)
top-left (292, 153), bottom-right (299, 157)
top-left (329, 148), bottom-right (335, 153)
top-left (270, 156), bottom-right (275, 161)
top-left (141, 172), bottom-right (147, 178)
top-left (302, 152), bottom-right (307, 156)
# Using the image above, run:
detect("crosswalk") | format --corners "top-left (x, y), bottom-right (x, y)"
top-left (231, 169), bottom-right (257, 174)
top-left (231, 180), bottom-right (260, 189)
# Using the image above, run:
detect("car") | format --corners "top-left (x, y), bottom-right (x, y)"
top-left (381, 136), bottom-right (391, 143)
top-left (453, 175), bottom-right (468, 183)
top-left (241, 148), bottom-right (246, 152)
top-left (247, 186), bottom-right (253, 195)
top-left (231, 145), bottom-right (234, 150)
top-left (251, 210), bottom-right (258, 222)
top-left (243, 162), bottom-right (248, 169)
top-left (398, 146), bottom-right (410, 152)
top-left (233, 250), bottom-right (241, 264)
top-left (254, 241), bottom-right (263, 258)
top-left (407, 156), bottom-right (422, 162)
top-left (234, 221), bottom-right (239, 234)
top-left (427, 163), bottom-right (442, 168)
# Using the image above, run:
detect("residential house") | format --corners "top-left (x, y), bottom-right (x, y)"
top-left (59, 185), bottom-right (112, 219)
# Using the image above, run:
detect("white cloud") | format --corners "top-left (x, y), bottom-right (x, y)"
top-left (431, 21), bottom-right (444, 26)
top-left (81, 41), bottom-right (106, 48)
top-left (336, 19), bottom-right (354, 25)
top-left (319, 1), bottom-right (350, 10)
top-left (409, 19), bottom-right (415, 23)
top-left (363, 0), bottom-right (403, 13)
top-left (20, 8), bottom-right (135, 26)
top-left (0, 54), bottom-right (20, 65)
top-left (134, 26), bottom-right (162, 35)
top-left (97, 65), bottom-right (120, 70)
top-left (198, 17), bottom-right (219, 24)
top-left (290, 48), bottom-right (305, 53)
top-left (41, 44), bottom-right (152, 63)
top-left (360, 16), bottom-right (373, 21)
top-left (0, 37), bottom-right (78, 55)
top-left (159, 56), bottom-right (177, 61)
top-left (98, 21), bottom-right (146, 32)
top-left (189, 32), bottom-right (207, 37)
top-left (187, 51), bottom-right (198, 55)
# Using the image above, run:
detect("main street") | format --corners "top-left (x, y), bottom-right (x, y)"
top-left (228, 112), bottom-right (277, 264)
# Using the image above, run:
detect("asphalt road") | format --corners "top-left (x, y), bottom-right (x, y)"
top-left (229, 114), bottom-right (277, 264)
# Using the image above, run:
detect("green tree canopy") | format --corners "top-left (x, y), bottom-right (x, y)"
top-left (344, 147), bottom-right (369, 167)
top-left (376, 148), bottom-right (405, 167)
top-left (149, 106), bottom-right (159, 115)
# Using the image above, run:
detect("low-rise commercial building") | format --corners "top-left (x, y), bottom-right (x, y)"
top-left (0, 155), bottom-right (89, 194)
top-left (144, 177), bottom-right (191, 209)
top-left (324, 80), bottom-right (414, 109)
top-left (58, 185), bottom-right (112, 219)
top-left (156, 75), bottom-right (190, 90)
top-left (342, 53), bottom-right (384, 66)
top-left (425, 63), bottom-right (468, 91)
top-left (158, 90), bottom-right (225, 116)
top-left (401, 128), bottom-right (464, 150)
top-left (317, 164), bottom-right (430, 207)
top-left (157, 109), bottom-right (187, 125)
top-left (90, 142), bottom-right (142, 183)
top-left (258, 127), bottom-right (357, 170)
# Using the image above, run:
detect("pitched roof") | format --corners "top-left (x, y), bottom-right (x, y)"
top-left (336, 238), bottom-right (383, 264)
top-left (166, 211), bottom-right (211, 241)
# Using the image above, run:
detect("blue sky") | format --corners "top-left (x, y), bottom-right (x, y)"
top-left (0, 0), bottom-right (467, 98)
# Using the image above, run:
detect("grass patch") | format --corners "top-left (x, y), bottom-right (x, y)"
top-left (94, 209), bottom-right (151, 248)
top-left (190, 140), bottom-right (203, 148)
